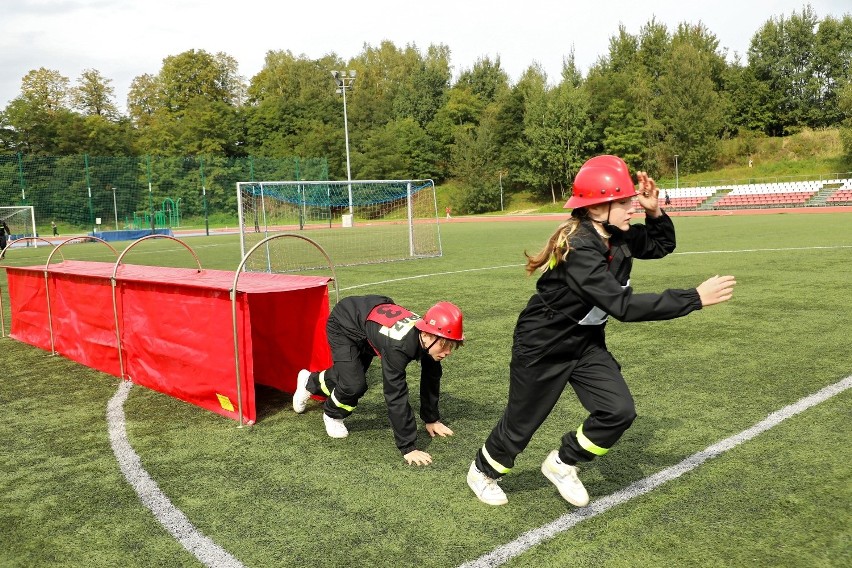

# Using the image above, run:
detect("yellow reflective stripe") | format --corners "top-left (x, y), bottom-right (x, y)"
top-left (481, 446), bottom-right (511, 474)
top-left (330, 390), bottom-right (355, 412)
top-left (318, 371), bottom-right (330, 396)
top-left (577, 424), bottom-right (608, 456)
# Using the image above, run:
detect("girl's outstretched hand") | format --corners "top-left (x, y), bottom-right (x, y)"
top-left (697, 275), bottom-right (737, 306)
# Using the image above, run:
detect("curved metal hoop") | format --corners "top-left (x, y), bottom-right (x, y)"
top-left (44, 235), bottom-right (119, 268)
top-left (0, 236), bottom-right (57, 261)
top-left (42, 236), bottom-right (119, 354)
top-left (112, 234), bottom-right (203, 278)
top-left (230, 233), bottom-right (340, 427)
top-left (1, 236), bottom-right (57, 337)
top-left (111, 235), bottom-right (203, 381)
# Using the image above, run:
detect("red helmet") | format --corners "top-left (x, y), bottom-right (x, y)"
top-left (415, 301), bottom-right (465, 341)
top-left (564, 155), bottom-right (638, 209)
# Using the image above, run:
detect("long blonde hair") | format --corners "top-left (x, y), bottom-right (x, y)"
top-left (524, 217), bottom-right (584, 275)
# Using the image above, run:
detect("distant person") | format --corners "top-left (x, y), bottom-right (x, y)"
top-left (51, 221), bottom-right (58, 236)
top-left (748, 158), bottom-right (753, 168)
top-left (0, 218), bottom-right (10, 255)
top-left (446, 206), bottom-right (452, 219)
top-left (466, 155), bottom-right (736, 507)
top-left (293, 295), bottom-right (465, 466)
top-left (664, 191), bottom-right (671, 206)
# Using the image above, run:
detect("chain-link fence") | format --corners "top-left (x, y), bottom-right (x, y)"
top-left (0, 155), bottom-right (328, 234)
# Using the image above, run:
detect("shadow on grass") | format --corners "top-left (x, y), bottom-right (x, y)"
top-left (254, 384), bottom-right (293, 422)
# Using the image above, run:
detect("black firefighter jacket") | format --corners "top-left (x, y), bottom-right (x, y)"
top-left (329, 294), bottom-right (442, 455)
top-left (513, 213), bottom-right (703, 366)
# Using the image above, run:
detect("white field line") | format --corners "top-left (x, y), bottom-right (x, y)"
top-left (340, 245), bottom-right (852, 291)
top-left (101, 242), bottom-right (850, 567)
top-left (106, 374), bottom-right (851, 568)
top-left (107, 381), bottom-right (246, 568)
top-left (458, 375), bottom-right (852, 568)
top-left (341, 264), bottom-right (523, 290)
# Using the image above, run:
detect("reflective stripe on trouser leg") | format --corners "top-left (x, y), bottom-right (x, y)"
top-left (330, 389), bottom-right (355, 412)
top-left (576, 424), bottom-right (608, 456)
top-left (320, 354), bottom-right (369, 420)
top-left (318, 371), bottom-right (330, 396)
top-left (481, 446), bottom-right (511, 475)
top-left (477, 355), bottom-right (575, 479)
top-left (560, 345), bottom-right (636, 463)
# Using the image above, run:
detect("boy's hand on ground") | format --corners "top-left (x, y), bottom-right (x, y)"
top-left (697, 274), bottom-right (737, 306)
top-left (404, 450), bottom-right (433, 466)
top-left (425, 421), bottom-right (454, 437)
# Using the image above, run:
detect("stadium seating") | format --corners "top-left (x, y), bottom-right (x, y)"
top-left (634, 186), bottom-right (715, 210)
top-left (706, 180), bottom-right (822, 209)
top-left (825, 180), bottom-right (852, 204)
top-left (635, 179), bottom-right (852, 211)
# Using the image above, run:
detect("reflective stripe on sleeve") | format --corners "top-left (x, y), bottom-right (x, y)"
top-left (576, 424), bottom-right (609, 456)
top-left (482, 446), bottom-right (511, 474)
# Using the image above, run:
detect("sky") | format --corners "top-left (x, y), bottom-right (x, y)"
top-left (1, 0), bottom-right (850, 113)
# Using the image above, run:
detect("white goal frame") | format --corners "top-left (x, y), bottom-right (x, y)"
top-left (0, 206), bottom-right (38, 249)
top-left (236, 179), bottom-right (442, 270)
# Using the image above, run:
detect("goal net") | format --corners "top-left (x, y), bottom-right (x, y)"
top-left (236, 180), bottom-right (442, 271)
top-left (0, 206), bottom-right (38, 250)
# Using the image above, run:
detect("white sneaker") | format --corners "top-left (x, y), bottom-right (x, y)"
top-left (541, 450), bottom-right (589, 506)
top-left (467, 461), bottom-right (508, 505)
top-left (292, 369), bottom-right (311, 413)
top-left (323, 413), bottom-right (349, 438)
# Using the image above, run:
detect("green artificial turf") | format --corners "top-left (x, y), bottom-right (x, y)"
top-left (1, 213), bottom-right (850, 567)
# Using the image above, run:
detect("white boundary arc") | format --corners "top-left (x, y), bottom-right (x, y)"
top-left (103, 245), bottom-right (851, 567)
top-left (107, 381), bottom-right (246, 568)
top-left (458, 375), bottom-right (852, 568)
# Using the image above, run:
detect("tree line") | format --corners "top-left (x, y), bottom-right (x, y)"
top-left (2, 5), bottom-right (851, 214)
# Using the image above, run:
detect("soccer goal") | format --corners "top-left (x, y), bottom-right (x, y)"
top-left (0, 206), bottom-right (38, 249)
top-left (236, 179), bottom-right (442, 270)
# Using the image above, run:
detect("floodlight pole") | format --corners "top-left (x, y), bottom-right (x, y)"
top-left (332, 70), bottom-right (356, 215)
top-left (674, 155), bottom-right (679, 189)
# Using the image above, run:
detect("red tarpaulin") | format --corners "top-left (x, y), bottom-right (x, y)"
top-left (5, 260), bottom-right (333, 424)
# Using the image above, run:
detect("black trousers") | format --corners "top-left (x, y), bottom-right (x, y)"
top-left (305, 317), bottom-right (375, 419)
top-left (476, 343), bottom-right (636, 478)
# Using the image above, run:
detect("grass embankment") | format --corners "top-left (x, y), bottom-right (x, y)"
top-left (439, 128), bottom-right (851, 215)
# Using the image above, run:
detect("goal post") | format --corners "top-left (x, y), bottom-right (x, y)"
top-left (236, 179), bottom-right (442, 270)
top-left (0, 206), bottom-right (38, 249)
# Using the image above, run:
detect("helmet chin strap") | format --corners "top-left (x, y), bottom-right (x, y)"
top-left (589, 202), bottom-right (616, 235)
top-left (419, 332), bottom-right (440, 353)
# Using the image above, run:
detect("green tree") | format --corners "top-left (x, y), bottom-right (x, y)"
top-left (839, 82), bottom-right (852, 165)
top-left (602, 99), bottom-right (645, 166)
top-left (19, 67), bottom-right (70, 112)
top-left (355, 118), bottom-right (436, 179)
top-left (455, 56), bottom-right (510, 103)
top-left (392, 44), bottom-right (451, 128)
top-left (723, 57), bottom-right (775, 134)
top-left (514, 65), bottom-right (557, 200)
top-left (656, 40), bottom-right (723, 172)
top-left (71, 69), bottom-right (119, 119)
top-left (130, 49), bottom-right (246, 156)
top-left (349, 41), bottom-right (423, 130)
top-left (0, 68), bottom-right (73, 154)
top-left (746, 6), bottom-right (837, 134)
top-left (158, 49), bottom-right (243, 112)
top-left (450, 108), bottom-right (502, 213)
top-left (812, 14), bottom-right (852, 126)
